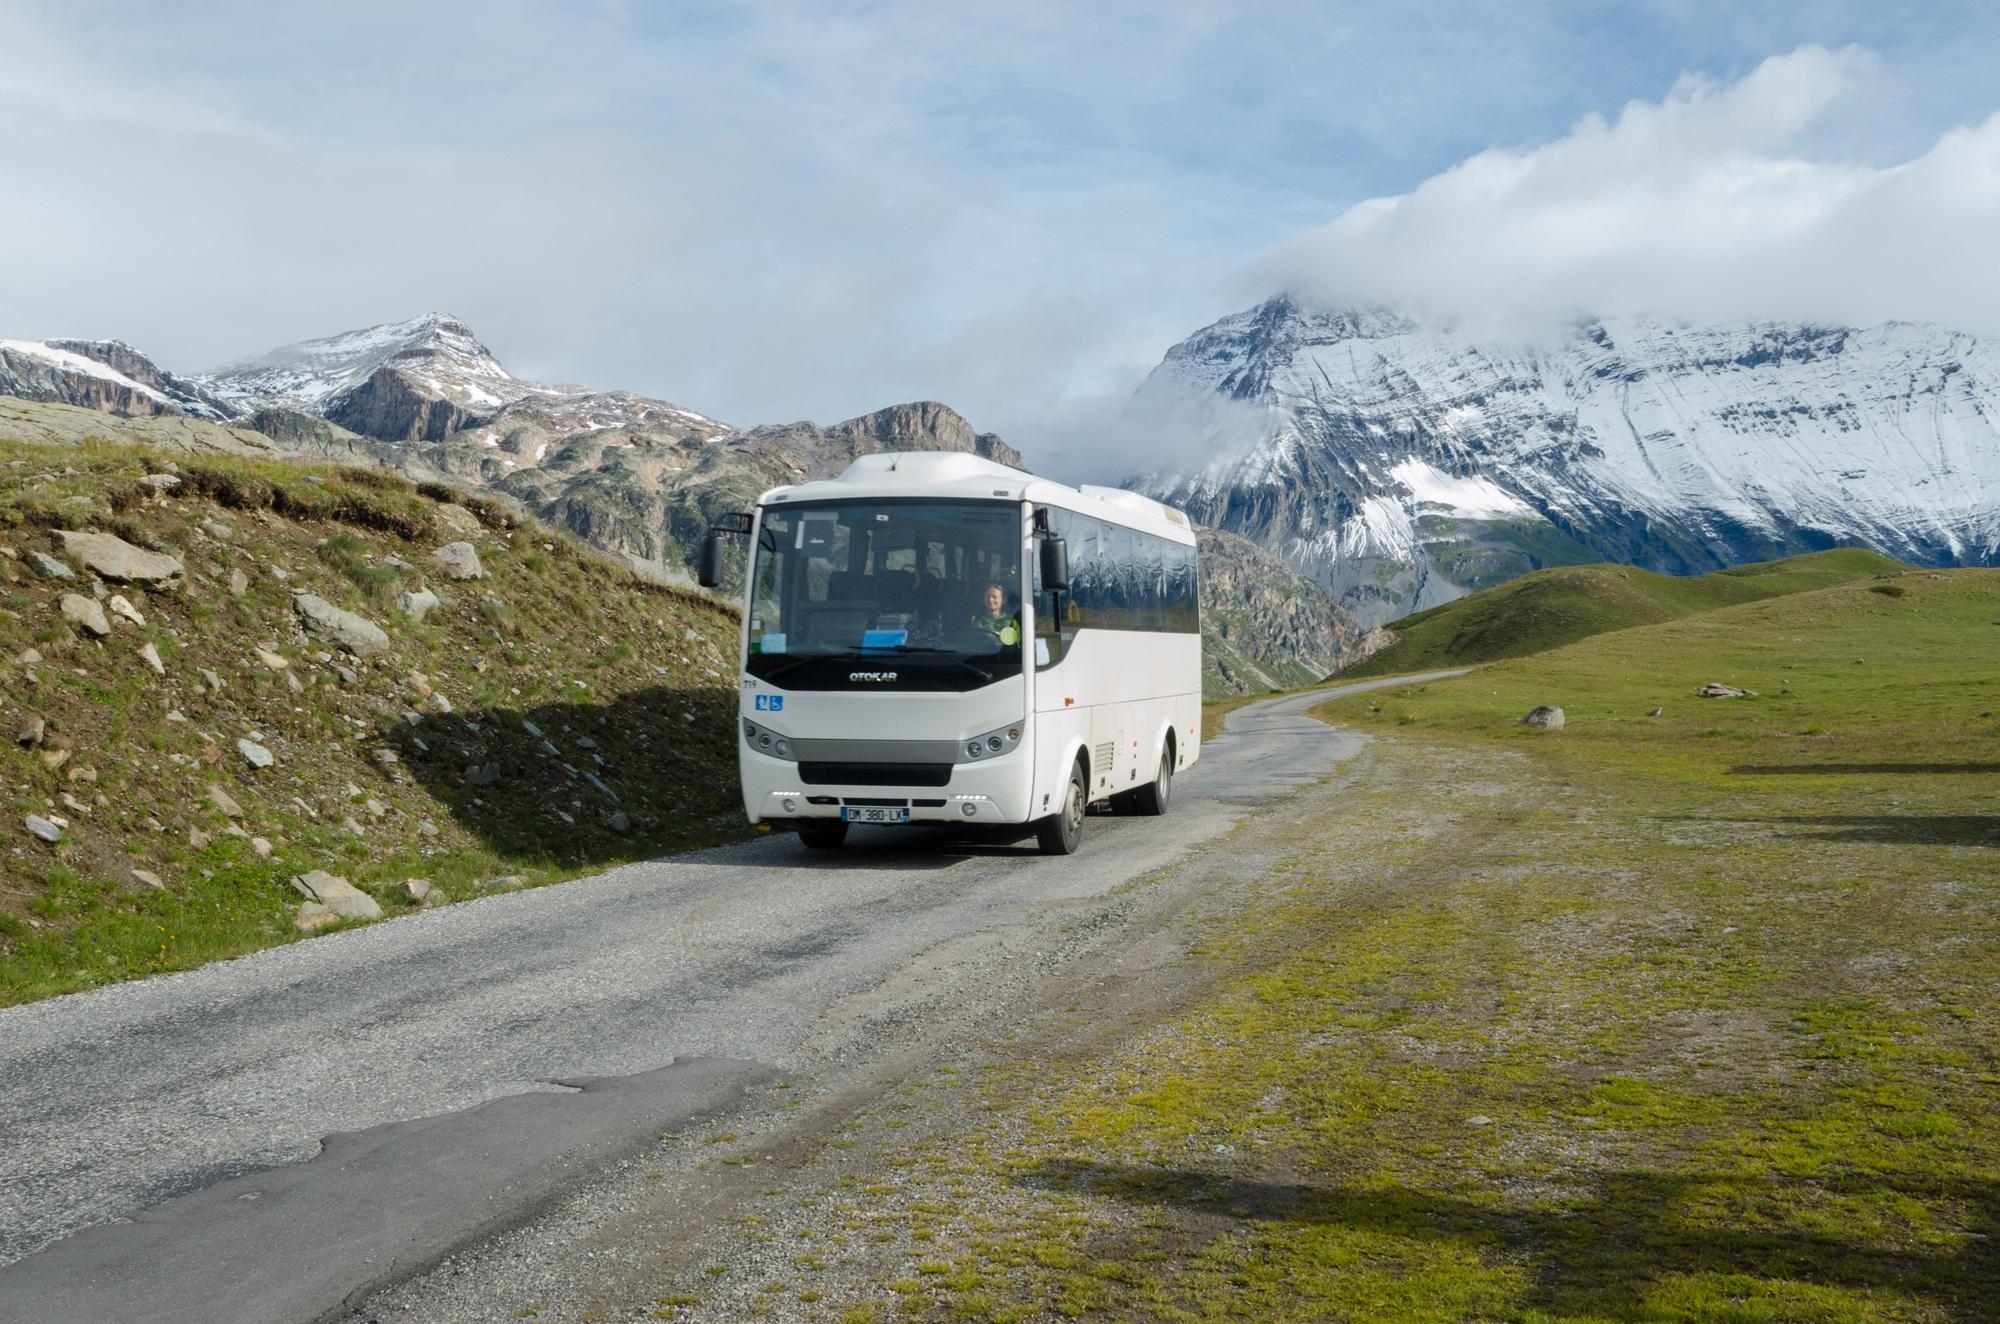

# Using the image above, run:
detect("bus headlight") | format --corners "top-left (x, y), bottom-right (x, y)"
top-left (743, 718), bottom-right (798, 762)
top-left (956, 721), bottom-right (1025, 763)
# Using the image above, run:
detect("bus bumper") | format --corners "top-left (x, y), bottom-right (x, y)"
top-left (741, 749), bottom-right (1035, 825)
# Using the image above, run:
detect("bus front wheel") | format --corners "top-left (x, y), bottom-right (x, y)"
top-left (1131, 747), bottom-right (1173, 816)
top-left (1037, 763), bottom-right (1087, 855)
top-left (799, 819), bottom-right (849, 850)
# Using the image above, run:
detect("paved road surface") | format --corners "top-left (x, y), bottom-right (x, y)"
top-left (0, 672), bottom-right (1465, 1321)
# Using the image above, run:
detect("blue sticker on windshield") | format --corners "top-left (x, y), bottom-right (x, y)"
top-left (861, 629), bottom-right (908, 652)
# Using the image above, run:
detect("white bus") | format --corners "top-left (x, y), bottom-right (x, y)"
top-left (699, 452), bottom-right (1202, 854)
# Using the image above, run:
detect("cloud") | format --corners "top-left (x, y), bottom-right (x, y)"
top-left (1252, 45), bottom-right (2000, 336)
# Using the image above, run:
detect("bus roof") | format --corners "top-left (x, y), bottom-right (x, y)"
top-left (758, 452), bottom-right (1195, 543)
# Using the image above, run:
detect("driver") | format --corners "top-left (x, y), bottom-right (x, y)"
top-left (971, 580), bottom-right (1021, 646)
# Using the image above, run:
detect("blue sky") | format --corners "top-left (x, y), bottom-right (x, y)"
top-left (2, 1), bottom-right (1996, 469)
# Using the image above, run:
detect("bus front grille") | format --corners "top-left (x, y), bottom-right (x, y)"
top-left (799, 762), bottom-right (953, 788)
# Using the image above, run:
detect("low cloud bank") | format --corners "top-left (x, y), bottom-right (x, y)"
top-left (1251, 46), bottom-right (2000, 337)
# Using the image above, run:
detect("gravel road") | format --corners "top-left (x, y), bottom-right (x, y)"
top-left (0, 673), bottom-right (1463, 1322)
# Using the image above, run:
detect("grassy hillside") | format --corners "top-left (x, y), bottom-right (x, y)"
top-left (1342, 547), bottom-right (1907, 677)
top-left (0, 437), bottom-right (748, 1006)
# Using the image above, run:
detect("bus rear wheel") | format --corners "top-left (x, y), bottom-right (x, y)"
top-left (799, 819), bottom-right (849, 850)
top-left (1131, 747), bottom-right (1173, 816)
top-left (1037, 762), bottom-right (1087, 855)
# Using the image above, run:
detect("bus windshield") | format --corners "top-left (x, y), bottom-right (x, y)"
top-left (745, 500), bottom-right (1024, 690)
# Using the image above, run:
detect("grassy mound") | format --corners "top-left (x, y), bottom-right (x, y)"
top-left (1343, 547), bottom-right (1907, 677)
top-left (0, 438), bottom-right (748, 1006)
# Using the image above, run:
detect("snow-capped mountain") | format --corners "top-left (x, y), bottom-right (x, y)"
top-left (0, 338), bottom-right (234, 420)
top-left (1130, 296), bottom-right (2000, 626)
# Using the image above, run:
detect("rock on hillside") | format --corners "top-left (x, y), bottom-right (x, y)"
top-left (1196, 527), bottom-right (1363, 696)
top-left (0, 396), bottom-right (283, 456)
top-left (0, 434), bottom-right (748, 1003)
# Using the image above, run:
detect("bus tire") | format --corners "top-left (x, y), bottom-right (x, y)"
top-left (1037, 761), bottom-right (1087, 855)
top-left (1132, 747), bottom-right (1173, 817)
top-left (799, 819), bottom-right (849, 850)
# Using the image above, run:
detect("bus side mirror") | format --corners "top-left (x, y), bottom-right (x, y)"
top-left (698, 531), bottom-right (726, 589)
top-left (1039, 536), bottom-right (1070, 592)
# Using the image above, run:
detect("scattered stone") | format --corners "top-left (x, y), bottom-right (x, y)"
top-left (207, 784), bottom-right (245, 818)
top-left (607, 810), bottom-right (631, 833)
top-left (52, 529), bottom-right (184, 583)
top-left (131, 868), bottom-right (166, 891)
top-left (399, 877), bottom-right (433, 903)
top-left (139, 473), bottom-right (182, 493)
top-left (144, 816), bottom-right (164, 833)
top-left (15, 713), bottom-right (45, 748)
top-left (27, 551), bottom-right (75, 581)
top-left (585, 771), bottom-right (619, 802)
top-left (428, 692), bottom-right (453, 715)
top-left (293, 903), bottom-right (339, 933)
top-left (18, 647), bottom-right (41, 665)
top-left (476, 874), bottom-right (527, 893)
top-left (189, 827), bottom-right (211, 849)
top-left (416, 819), bottom-right (439, 838)
top-left (66, 764), bottom-right (95, 784)
top-left (337, 666), bottom-right (358, 685)
top-left (285, 670), bottom-right (304, 694)
top-left (1696, 683), bottom-right (1754, 698)
top-left (1465, 1115), bottom-right (1494, 1127)
top-left (1647, 707), bottom-right (1664, 717)
top-left (201, 668), bottom-right (226, 693)
top-left (138, 641), bottom-right (165, 675)
top-left (371, 747), bottom-right (400, 768)
top-left (522, 719), bottom-right (545, 738)
top-left (466, 762), bottom-right (501, 787)
top-left (107, 594), bottom-right (146, 626)
top-left (61, 792), bottom-right (89, 814)
top-left (201, 519), bottom-right (236, 542)
top-left (24, 814), bottom-right (61, 843)
top-left (237, 738), bottom-right (275, 769)
top-left (364, 797), bottom-right (387, 817)
top-left (1518, 705), bottom-right (1565, 730)
top-left (576, 735), bottom-right (599, 750)
top-left (251, 836), bottom-right (273, 858)
top-left (431, 541), bottom-right (485, 580)
top-left (254, 646), bottom-right (289, 671)
top-left (292, 593), bottom-right (390, 656)
top-left (228, 568), bottom-right (250, 597)
top-left (60, 593), bottom-right (111, 638)
top-left (434, 503), bottom-right (483, 536)
top-left (289, 869), bottom-right (383, 920)
top-left (269, 564), bottom-right (290, 582)
top-left (397, 587), bottom-right (442, 621)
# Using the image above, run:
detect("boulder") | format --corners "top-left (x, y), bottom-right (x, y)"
top-left (228, 568), bottom-right (250, 596)
top-left (397, 587), bottom-right (442, 620)
top-left (131, 869), bottom-right (166, 891)
top-left (16, 713), bottom-right (45, 748)
top-left (1519, 705), bottom-right (1565, 730)
top-left (434, 503), bottom-right (483, 536)
top-left (108, 594), bottom-right (146, 626)
top-left (52, 529), bottom-right (184, 583)
top-left (138, 642), bottom-right (165, 675)
top-left (431, 541), bottom-right (485, 580)
top-left (289, 869), bottom-right (383, 920)
top-left (206, 784), bottom-right (244, 817)
top-left (237, 738), bottom-right (275, 769)
top-left (1696, 683), bottom-right (1754, 698)
top-left (23, 814), bottom-right (61, 843)
top-left (27, 550), bottom-right (74, 581)
top-left (293, 903), bottom-right (340, 933)
top-left (476, 874), bottom-right (528, 893)
top-left (1647, 707), bottom-right (1664, 717)
top-left (60, 593), bottom-right (111, 637)
top-left (201, 519), bottom-right (236, 542)
top-left (139, 473), bottom-right (182, 493)
top-left (292, 593), bottom-right (390, 656)
top-left (399, 877), bottom-right (433, 903)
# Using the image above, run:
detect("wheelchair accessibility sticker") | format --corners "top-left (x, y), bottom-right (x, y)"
top-left (754, 694), bottom-right (784, 712)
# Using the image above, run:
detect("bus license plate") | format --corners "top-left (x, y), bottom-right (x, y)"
top-left (841, 806), bottom-right (909, 824)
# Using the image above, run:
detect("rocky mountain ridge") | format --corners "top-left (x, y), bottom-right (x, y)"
top-left (1130, 296), bottom-right (2000, 627)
